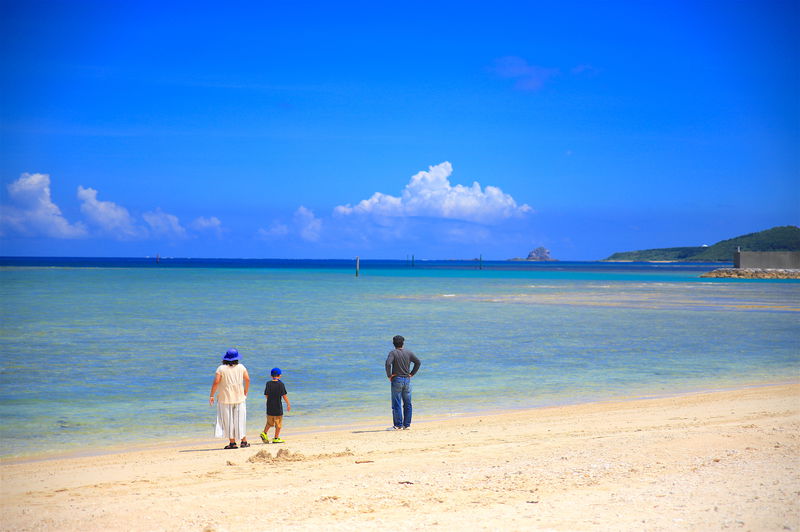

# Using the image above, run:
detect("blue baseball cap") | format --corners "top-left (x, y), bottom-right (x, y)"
top-left (223, 348), bottom-right (240, 361)
top-left (271, 367), bottom-right (282, 376)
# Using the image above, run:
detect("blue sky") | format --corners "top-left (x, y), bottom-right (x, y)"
top-left (1, 0), bottom-right (798, 260)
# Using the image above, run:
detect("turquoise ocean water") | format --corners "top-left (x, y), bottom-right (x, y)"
top-left (1, 258), bottom-right (798, 459)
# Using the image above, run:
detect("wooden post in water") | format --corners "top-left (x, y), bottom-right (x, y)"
top-left (479, 254), bottom-right (483, 270)
top-left (356, 256), bottom-right (360, 277)
top-left (412, 254), bottom-right (415, 268)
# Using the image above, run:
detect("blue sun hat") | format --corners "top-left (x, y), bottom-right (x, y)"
top-left (223, 348), bottom-right (240, 362)
top-left (271, 367), bottom-right (282, 377)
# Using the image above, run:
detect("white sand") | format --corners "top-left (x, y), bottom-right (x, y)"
top-left (2, 383), bottom-right (798, 531)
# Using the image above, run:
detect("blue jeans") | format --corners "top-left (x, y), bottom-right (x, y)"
top-left (391, 376), bottom-right (412, 428)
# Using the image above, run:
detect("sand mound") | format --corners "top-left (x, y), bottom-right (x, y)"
top-left (247, 447), bottom-right (354, 464)
top-left (248, 448), bottom-right (305, 463)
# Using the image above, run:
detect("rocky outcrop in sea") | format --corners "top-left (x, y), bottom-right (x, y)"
top-left (507, 246), bottom-right (557, 262)
top-left (526, 247), bottom-right (555, 261)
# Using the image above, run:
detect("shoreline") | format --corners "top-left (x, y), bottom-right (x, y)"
top-left (4, 378), bottom-right (796, 465)
top-left (2, 383), bottom-right (798, 530)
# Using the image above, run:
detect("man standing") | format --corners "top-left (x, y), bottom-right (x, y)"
top-left (385, 335), bottom-right (421, 430)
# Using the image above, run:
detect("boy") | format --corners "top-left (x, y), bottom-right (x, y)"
top-left (260, 367), bottom-right (291, 443)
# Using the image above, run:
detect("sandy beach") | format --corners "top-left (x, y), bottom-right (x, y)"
top-left (1, 383), bottom-right (798, 531)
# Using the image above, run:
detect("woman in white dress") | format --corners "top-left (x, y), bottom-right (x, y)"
top-left (209, 348), bottom-right (250, 449)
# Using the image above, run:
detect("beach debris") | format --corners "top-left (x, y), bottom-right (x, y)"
top-left (225, 460), bottom-right (235, 466)
top-left (355, 460), bottom-right (374, 464)
top-left (399, 481), bottom-right (414, 485)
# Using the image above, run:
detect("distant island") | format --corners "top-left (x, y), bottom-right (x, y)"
top-left (509, 246), bottom-right (557, 261)
top-left (604, 226), bottom-right (800, 262)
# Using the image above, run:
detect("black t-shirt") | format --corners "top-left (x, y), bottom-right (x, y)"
top-left (264, 379), bottom-right (288, 416)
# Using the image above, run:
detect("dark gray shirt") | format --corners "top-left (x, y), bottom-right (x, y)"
top-left (385, 348), bottom-right (421, 378)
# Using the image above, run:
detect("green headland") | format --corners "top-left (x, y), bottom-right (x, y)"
top-left (605, 225), bottom-right (800, 262)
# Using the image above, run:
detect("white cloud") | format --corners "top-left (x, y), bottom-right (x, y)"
top-left (0, 173), bottom-right (87, 238)
top-left (294, 206), bottom-right (322, 242)
top-left (334, 162), bottom-right (532, 224)
top-left (143, 208), bottom-right (187, 239)
top-left (77, 186), bottom-right (146, 239)
top-left (191, 216), bottom-right (224, 238)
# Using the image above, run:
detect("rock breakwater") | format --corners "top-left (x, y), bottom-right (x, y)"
top-left (700, 268), bottom-right (800, 279)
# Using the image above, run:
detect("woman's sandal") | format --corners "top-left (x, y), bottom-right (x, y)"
top-left (240, 440), bottom-right (250, 448)
top-left (224, 442), bottom-right (238, 449)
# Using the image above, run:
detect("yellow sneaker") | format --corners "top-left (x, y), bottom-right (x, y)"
top-left (260, 432), bottom-right (269, 444)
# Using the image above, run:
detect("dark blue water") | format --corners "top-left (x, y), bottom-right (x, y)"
top-left (0, 256), bottom-right (729, 273)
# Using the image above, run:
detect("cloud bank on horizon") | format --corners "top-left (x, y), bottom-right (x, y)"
top-left (1, 163), bottom-right (532, 253)
top-left (2, 173), bottom-right (206, 242)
